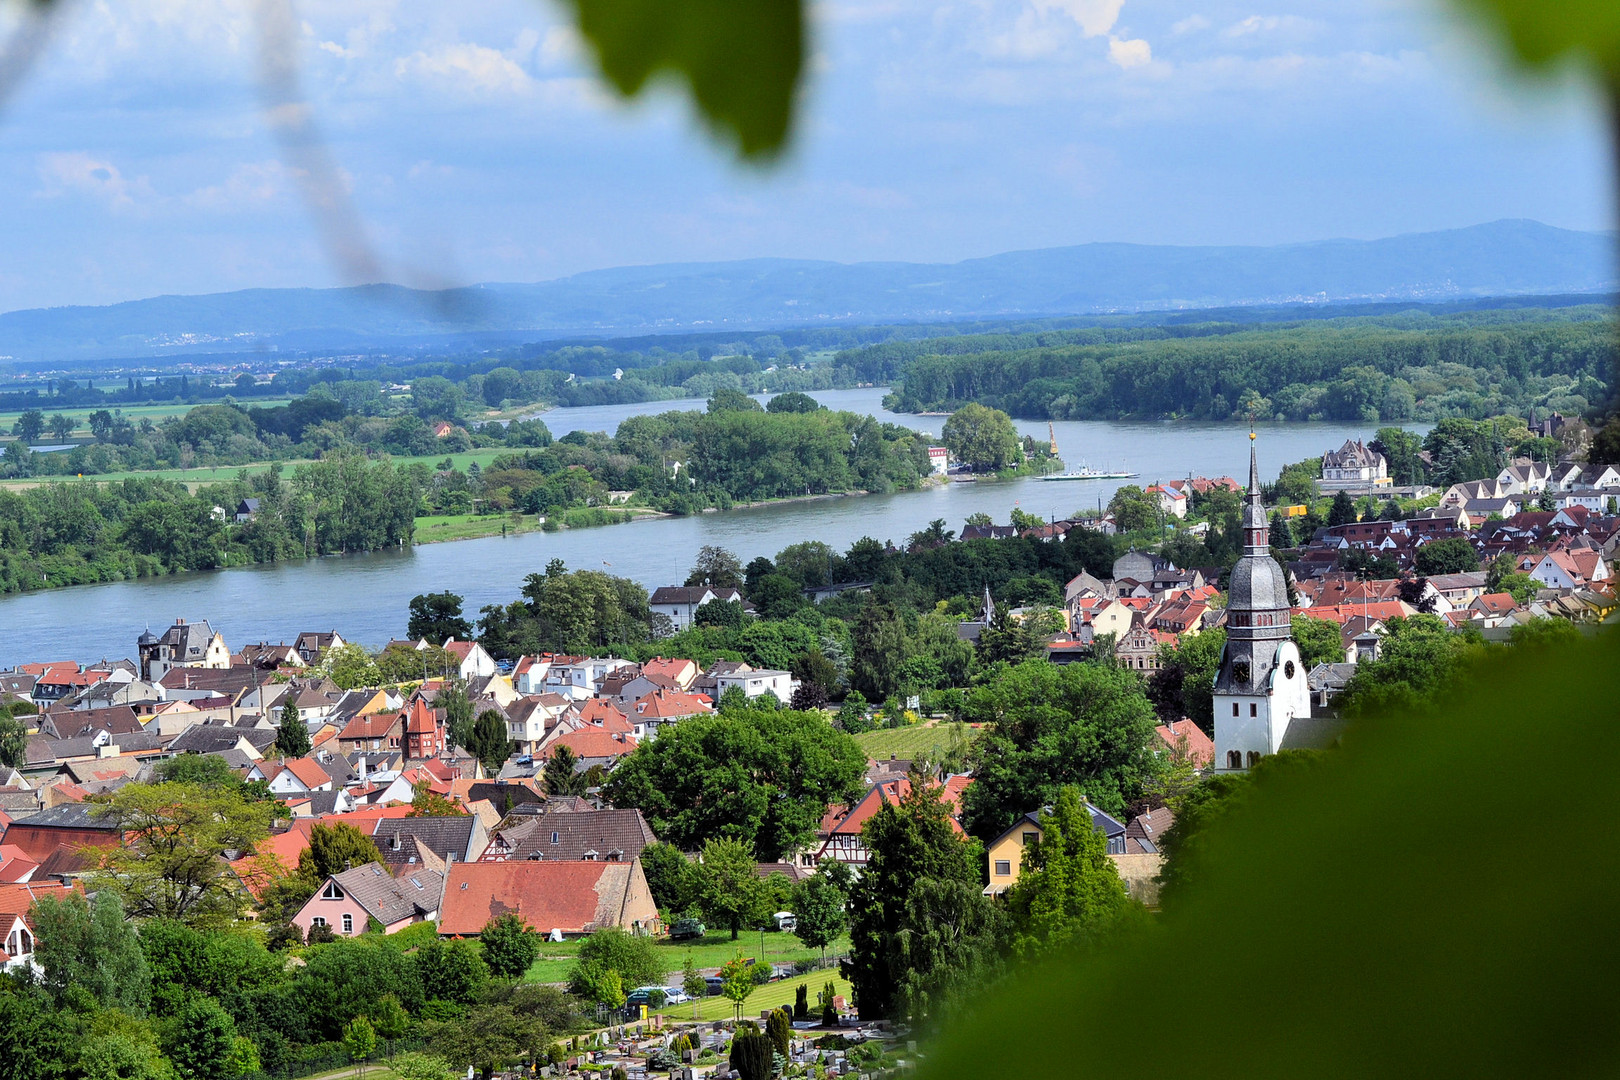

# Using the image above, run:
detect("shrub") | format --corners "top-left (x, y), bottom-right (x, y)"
top-left (730, 1033), bottom-right (774, 1080)
top-left (767, 1007), bottom-right (792, 1057)
top-left (794, 983), bottom-right (810, 1020)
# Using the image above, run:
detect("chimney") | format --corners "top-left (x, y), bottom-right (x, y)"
top-left (390, 832), bottom-right (401, 851)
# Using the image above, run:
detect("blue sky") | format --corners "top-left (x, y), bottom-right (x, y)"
top-left (0, 0), bottom-right (1608, 310)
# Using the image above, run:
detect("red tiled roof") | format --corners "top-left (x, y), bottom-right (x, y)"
top-left (405, 698), bottom-right (437, 734)
top-left (438, 861), bottom-right (637, 936)
top-left (282, 757), bottom-right (333, 790)
top-left (828, 778), bottom-right (966, 838)
top-left (1296, 601), bottom-right (1411, 625)
top-left (544, 728), bottom-right (638, 760)
top-left (442, 640), bottom-right (475, 660)
top-left (338, 713), bottom-right (401, 740)
top-left (631, 691), bottom-right (713, 719)
top-left (17, 662), bottom-right (78, 678)
top-left (1155, 720), bottom-right (1214, 767)
top-left (0, 844), bottom-right (39, 884)
top-left (1473, 592), bottom-right (1517, 615)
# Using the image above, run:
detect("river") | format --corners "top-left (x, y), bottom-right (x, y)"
top-left (0, 389), bottom-right (1411, 666)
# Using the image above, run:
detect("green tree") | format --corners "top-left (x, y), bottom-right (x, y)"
top-left (641, 842), bottom-right (702, 913)
top-left (1327, 490), bottom-right (1358, 527)
top-left (766, 1008), bottom-right (792, 1057)
top-left (30, 890), bottom-right (151, 1013)
top-left (544, 745), bottom-right (589, 797)
top-left (603, 707), bottom-right (865, 861)
top-left (766, 391), bottom-right (822, 414)
top-left (163, 997), bottom-right (238, 1080)
top-left (297, 822), bottom-right (383, 885)
top-left (89, 781), bottom-right (274, 926)
top-left (318, 643), bottom-right (383, 690)
top-left (276, 695), bottom-right (312, 758)
top-left (791, 872), bottom-right (847, 960)
top-left (344, 1016), bottom-right (378, 1075)
top-left (1414, 537), bottom-right (1481, 576)
top-left (409, 782), bottom-right (466, 817)
top-left (481, 912), bottom-right (541, 980)
top-left (682, 956), bottom-right (706, 1020)
top-left (717, 955), bottom-right (768, 1021)
top-left (850, 603), bottom-right (907, 700)
top-left (390, 1054), bottom-right (457, 1080)
top-left (941, 403), bottom-right (1020, 472)
top-left (1290, 615), bottom-right (1346, 670)
top-left (47, 413), bottom-right (72, 441)
top-left (417, 939), bottom-right (489, 1004)
top-left (570, 926), bottom-right (666, 990)
top-left (1107, 486), bottom-right (1159, 533)
top-left (1145, 628), bottom-right (1225, 733)
top-left (959, 660), bottom-right (1164, 837)
top-left (1496, 572), bottom-right (1538, 606)
top-left (698, 837), bottom-right (769, 940)
top-left (567, 960), bottom-right (626, 1008)
top-left (1002, 787), bottom-right (1131, 957)
top-left (1338, 614), bottom-right (1483, 718)
top-left (0, 714), bottom-right (27, 770)
top-left (467, 709), bottom-right (514, 775)
top-left (1371, 427), bottom-right (1426, 485)
top-left (368, 992), bottom-right (412, 1046)
top-left (686, 545), bottom-right (744, 588)
top-left (13, 409), bottom-right (45, 441)
top-left (408, 591), bottom-right (473, 644)
top-left (847, 771), bottom-right (992, 1022)
top-left (976, 602), bottom-right (1041, 667)
top-left (440, 681), bottom-right (475, 748)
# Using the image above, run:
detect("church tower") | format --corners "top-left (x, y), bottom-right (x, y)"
top-left (1213, 435), bottom-right (1311, 772)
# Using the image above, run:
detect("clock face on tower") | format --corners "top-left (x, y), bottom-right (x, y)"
top-left (1231, 661), bottom-right (1250, 686)
top-left (1285, 661), bottom-right (1296, 679)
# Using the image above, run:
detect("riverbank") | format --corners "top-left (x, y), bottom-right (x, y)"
top-left (412, 507), bottom-right (667, 544)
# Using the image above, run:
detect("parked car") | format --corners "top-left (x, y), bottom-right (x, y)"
top-left (626, 986), bottom-right (670, 1007)
top-left (662, 986), bottom-right (691, 1004)
top-left (704, 975), bottom-right (726, 996)
top-left (669, 918), bottom-right (706, 941)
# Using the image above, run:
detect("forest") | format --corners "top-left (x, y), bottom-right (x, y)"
top-left (865, 307), bottom-right (1614, 422)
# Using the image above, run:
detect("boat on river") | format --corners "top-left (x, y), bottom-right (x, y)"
top-left (1041, 422), bottom-right (1138, 480)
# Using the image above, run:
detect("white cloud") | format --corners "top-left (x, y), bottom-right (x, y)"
top-left (1032, 0), bottom-right (1124, 39)
top-left (1172, 14), bottom-right (1211, 35)
top-left (395, 42), bottom-right (532, 95)
top-left (1108, 35), bottom-right (1152, 68)
top-left (36, 153), bottom-right (152, 209)
top-left (186, 161), bottom-right (297, 211)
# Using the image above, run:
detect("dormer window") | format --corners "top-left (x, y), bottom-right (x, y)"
top-left (551, 832), bottom-right (560, 845)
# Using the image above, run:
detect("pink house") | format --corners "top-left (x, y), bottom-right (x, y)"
top-left (291, 862), bottom-right (444, 939)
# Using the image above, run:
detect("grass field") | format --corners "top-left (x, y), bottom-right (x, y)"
top-left (0, 399), bottom-right (296, 434)
top-left (853, 722), bottom-right (979, 761)
top-left (414, 512), bottom-right (542, 543)
top-left (525, 930), bottom-right (849, 985)
top-left (2, 447), bottom-right (516, 490)
top-left (651, 970), bottom-right (852, 1023)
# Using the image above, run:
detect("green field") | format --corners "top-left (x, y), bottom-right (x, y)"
top-left (525, 930), bottom-right (848, 985)
top-left (2, 447), bottom-right (515, 490)
top-left (853, 722), bottom-right (979, 761)
top-left (650, 969), bottom-right (851, 1023)
top-left (0, 399), bottom-right (295, 434)
top-left (414, 512), bottom-right (542, 543)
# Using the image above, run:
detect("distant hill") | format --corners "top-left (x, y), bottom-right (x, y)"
top-left (1, 219), bottom-right (1612, 362)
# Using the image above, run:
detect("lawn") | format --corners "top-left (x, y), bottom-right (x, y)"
top-left (0, 399), bottom-right (296, 434)
top-left (853, 722), bottom-right (979, 761)
top-left (413, 512), bottom-right (542, 543)
top-left (651, 970), bottom-right (852, 1024)
top-left (525, 930), bottom-right (849, 985)
top-left (2, 447), bottom-right (515, 491)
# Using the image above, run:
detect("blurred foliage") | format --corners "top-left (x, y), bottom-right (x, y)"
top-left (562, 0), bottom-right (803, 158)
top-left (1451, 0), bottom-right (1620, 75)
top-left (923, 629), bottom-right (1620, 1080)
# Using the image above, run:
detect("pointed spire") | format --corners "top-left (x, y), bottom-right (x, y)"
top-left (1248, 431), bottom-right (1261, 496)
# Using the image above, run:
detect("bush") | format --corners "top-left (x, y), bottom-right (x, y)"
top-left (730, 1033), bottom-right (774, 1080)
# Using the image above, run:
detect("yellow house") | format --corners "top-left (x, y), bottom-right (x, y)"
top-left (984, 802), bottom-right (1132, 896)
top-left (984, 812), bottom-right (1045, 896)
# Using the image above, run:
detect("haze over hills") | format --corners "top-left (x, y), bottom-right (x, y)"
top-left (0, 219), bottom-right (1612, 363)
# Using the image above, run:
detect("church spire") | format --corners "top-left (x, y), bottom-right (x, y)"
top-left (1248, 431), bottom-right (1261, 496)
top-left (1242, 431), bottom-right (1268, 554)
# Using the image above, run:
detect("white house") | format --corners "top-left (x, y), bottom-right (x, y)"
top-left (714, 669), bottom-right (796, 701)
top-left (443, 639), bottom-right (497, 680)
top-left (543, 657), bottom-right (634, 701)
top-left (927, 447), bottom-right (949, 475)
top-left (648, 586), bottom-right (749, 634)
top-left (1319, 440), bottom-right (1389, 490)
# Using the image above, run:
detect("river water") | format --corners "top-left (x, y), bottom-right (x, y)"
top-left (0, 388), bottom-right (1409, 666)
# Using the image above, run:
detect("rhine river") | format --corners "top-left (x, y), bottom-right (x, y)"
top-left (0, 388), bottom-right (1410, 666)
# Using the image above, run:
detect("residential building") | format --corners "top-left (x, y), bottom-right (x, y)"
top-left (137, 619), bottom-right (231, 682)
top-left (647, 586), bottom-right (751, 634)
top-left (442, 639), bottom-right (498, 681)
top-left (982, 802), bottom-right (1127, 896)
top-left (1319, 440), bottom-right (1389, 490)
top-left (437, 859), bottom-right (659, 938)
top-left (713, 669), bottom-right (795, 702)
top-left (291, 862), bottom-right (443, 938)
top-left (479, 807), bottom-right (657, 863)
top-left (294, 632), bottom-right (345, 665)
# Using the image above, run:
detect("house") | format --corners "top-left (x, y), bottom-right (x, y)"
top-left (1527, 550), bottom-right (1592, 590)
top-left (818, 776), bottom-right (971, 869)
top-left (1145, 482), bottom-right (1189, 519)
top-left (982, 802), bottom-right (1128, 896)
top-left (640, 657), bottom-right (699, 690)
top-left (1116, 624), bottom-right (1175, 672)
top-left (437, 859), bottom-right (659, 938)
top-left (236, 642), bottom-right (304, 670)
top-left (0, 881), bottom-right (77, 973)
top-left (647, 586), bottom-right (751, 635)
top-left (540, 727), bottom-right (638, 769)
top-left (543, 657), bottom-right (634, 701)
top-left (478, 807), bottom-right (657, 863)
top-left (294, 631), bottom-right (345, 665)
top-left (261, 756), bottom-right (338, 798)
top-left (292, 862), bottom-right (444, 939)
top-left (401, 698), bottom-right (447, 760)
top-left (137, 619), bottom-right (231, 681)
top-left (928, 446), bottom-right (949, 475)
top-left (233, 498), bottom-right (261, 523)
top-left (713, 669), bottom-right (795, 702)
top-left (0, 803), bottom-right (122, 878)
top-left (373, 815), bottom-right (490, 865)
top-left (442, 639), bottom-right (497, 680)
top-left (335, 711), bottom-right (406, 755)
top-left (1319, 440), bottom-right (1389, 490)
top-left (628, 690), bottom-right (713, 736)
top-left (1154, 720), bottom-right (1214, 769)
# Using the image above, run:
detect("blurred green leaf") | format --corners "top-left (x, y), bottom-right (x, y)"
top-left (923, 630), bottom-right (1620, 1080)
top-left (561, 0), bottom-right (804, 158)
top-left (1451, 0), bottom-right (1620, 74)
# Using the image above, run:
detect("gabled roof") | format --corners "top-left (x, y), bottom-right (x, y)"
top-left (1154, 720), bottom-right (1214, 767)
top-left (338, 712), bottom-right (403, 741)
top-left (373, 817), bottom-right (479, 864)
top-left (325, 861), bottom-right (444, 925)
top-left (545, 728), bottom-right (638, 761)
top-left (438, 860), bottom-right (645, 936)
top-left (490, 807), bottom-right (656, 862)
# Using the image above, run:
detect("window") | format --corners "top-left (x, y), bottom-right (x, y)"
top-left (1250, 703), bottom-right (1258, 717)
top-left (1247, 751), bottom-right (1261, 768)
top-left (1226, 750), bottom-right (1243, 769)
top-left (994, 860), bottom-right (1012, 876)
top-left (311, 917), bottom-right (327, 927)
top-left (322, 881), bottom-right (344, 900)
top-left (551, 832), bottom-right (560, 845)
top-left (1232, 703), bottom-right (1239, 716)
top-left (1022, 832), bottom-right (1037, 846)
top-left (342, 913), bottom-right (354, 935)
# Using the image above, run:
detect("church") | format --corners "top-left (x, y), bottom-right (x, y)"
top-left (1213, 436), bottom-right (1313, 772)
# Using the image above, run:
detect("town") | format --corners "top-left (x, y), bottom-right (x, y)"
top-left (0, 416), bottom-right (1611, 1080)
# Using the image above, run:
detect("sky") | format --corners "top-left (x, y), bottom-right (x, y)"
top-left (0, 0), bottom-right (1609, 311)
